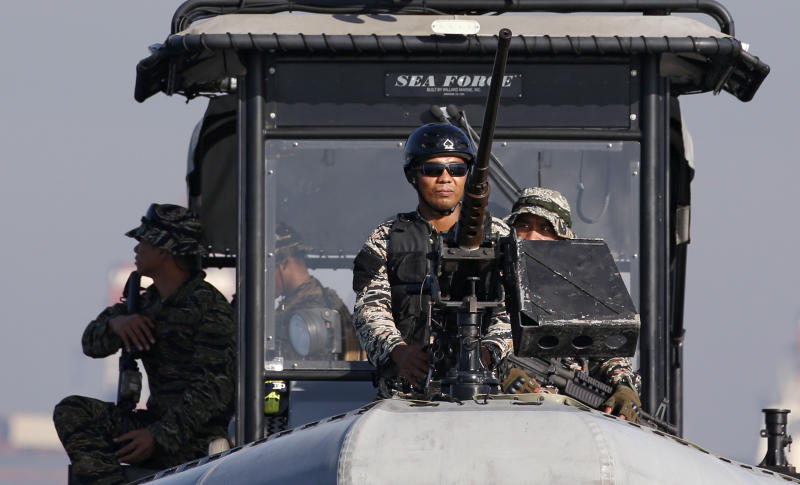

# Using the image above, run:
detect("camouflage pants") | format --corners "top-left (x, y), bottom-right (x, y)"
top-left (53, 396), bottom-right (205, 485)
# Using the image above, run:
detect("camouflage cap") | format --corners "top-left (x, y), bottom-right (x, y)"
top-left (125, 203), bottom-right (208, 256)
top-left (505, 187), bottom-right (575, 239)
top-left (275, 223), bottom-right (313, 258)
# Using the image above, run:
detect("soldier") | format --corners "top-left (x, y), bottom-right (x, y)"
top-left (504, 186), bottom-right (575, 241)
top-left (273, 223), bottom-right (363, 361)
top-left (503, 187), bottom-right (642, 421)
top-left (352, 123), bottom-right (512, 395)
top-left (53, 204), bottom-right (236, 485)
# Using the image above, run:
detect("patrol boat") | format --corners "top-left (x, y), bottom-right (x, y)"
top-left (122, 1), bottom-right (792, 483)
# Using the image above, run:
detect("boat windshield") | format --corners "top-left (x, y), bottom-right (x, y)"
top-left (263, 138), bottom-right (640, 370)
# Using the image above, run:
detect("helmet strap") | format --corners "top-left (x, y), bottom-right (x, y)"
top-left (437, 203), bottom-right (459, 216)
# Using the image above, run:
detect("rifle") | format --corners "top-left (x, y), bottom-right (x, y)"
top-left (117, 271), bottom-right (143, 418)
top-left (502, 354), bottom-right (677, 435)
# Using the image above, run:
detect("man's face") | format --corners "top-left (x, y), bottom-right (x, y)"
top-left (513, 213), bottom-right (559, 241)
top-left (274, 258), bottom-right (285, 299)
top-left (134, 240), bottom-right (167, 276)
top-left (414, 156), bottom-right (468, 213)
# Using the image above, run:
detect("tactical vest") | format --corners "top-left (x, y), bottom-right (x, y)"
top-left (386, 212), bottom-right (495, 347)
top-left (386, 212), bottom-right (435, 347)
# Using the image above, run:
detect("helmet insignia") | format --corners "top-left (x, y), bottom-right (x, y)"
top-left (443, 138), bottom-right (454, 150)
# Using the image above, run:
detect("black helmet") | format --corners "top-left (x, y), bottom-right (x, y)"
top-left (403, 123), bottom-right (475, 183)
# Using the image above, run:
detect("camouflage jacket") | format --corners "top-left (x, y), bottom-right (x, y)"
top-left (277, 276), bottom-right (350, 323)
top-left (352, 211), bottom-right (513, 368)
top-left (277, 276), bottom-right (363, 360)
top-left (564, 357), bottom-right (641, 393)
top-left (82, 271), bottom-right (235, 455)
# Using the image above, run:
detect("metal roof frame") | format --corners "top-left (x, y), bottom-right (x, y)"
top-left (169, 0), bottom-right (737, 35)
top-left (135, 12), bottom-right (768, 103)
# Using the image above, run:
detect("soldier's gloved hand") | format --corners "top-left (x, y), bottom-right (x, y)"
top-left (500, 368), bottom-right (541, 394)
top-left (390, 343), bottom-right (431, 387)
top-left (109, 314), bottom-right (156, 352)
top-left (602, 385), bottom-right (641, 423)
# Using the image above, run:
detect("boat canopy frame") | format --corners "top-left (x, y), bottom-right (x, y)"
top-left (134, 1), bottom-right (770, 444)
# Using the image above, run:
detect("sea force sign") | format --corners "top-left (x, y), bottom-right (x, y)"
top-left (385, 73), bottom-right (522, 97)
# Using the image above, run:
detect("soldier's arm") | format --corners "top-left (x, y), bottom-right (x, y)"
top-left (81, 303), bottom-right (127, 358)
top-left (482, 216), bottom-right (513, 363)
top-left (325, 287), bottom-right (364, 361)
top-left (147, 295), bottom-right (235, 455)
top-left (352, 223), bottom-right (404, 367)
top-left (482, 307), bottom-right (513, 364)
top-left (591, 357), bottom-right (641, 393)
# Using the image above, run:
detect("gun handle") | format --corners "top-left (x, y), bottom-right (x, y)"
top-left (126, 271), bottom-right (141, 314)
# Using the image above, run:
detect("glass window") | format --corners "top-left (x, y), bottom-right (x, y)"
top-left (486, 140), bottom-right (640, 302)
top-left (263, 139), bottom-right (640, 371)
top-left (265, 140), bottom-right (412, 370)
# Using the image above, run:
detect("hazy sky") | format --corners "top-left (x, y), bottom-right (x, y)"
top-left (0, 0), bottom-right (797, 466)
top-left (677, 2), bottom-right (800, 462)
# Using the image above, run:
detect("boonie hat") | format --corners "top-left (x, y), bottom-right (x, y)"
top-left (505, 187), bottom-right (575, 239)
top-left (275, 223), bottom-right (313, 256)
top-left (125, 203), bottom-right (207, 256)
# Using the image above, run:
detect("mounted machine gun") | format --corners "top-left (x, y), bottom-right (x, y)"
top-left (427, 28), bottom-right (641, 405)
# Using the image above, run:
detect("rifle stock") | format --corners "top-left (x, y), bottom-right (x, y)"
top-left (456, 28), bottom-right (512, 249)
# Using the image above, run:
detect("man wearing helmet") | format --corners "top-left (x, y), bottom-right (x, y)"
top-left (503, 188), bottom-right (643, 422)
top-left (352, 123), bottom-right (512, 394)
top-left (54, 204), bottom-right (235, 485)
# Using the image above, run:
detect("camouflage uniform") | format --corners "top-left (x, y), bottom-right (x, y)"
top-left (352, 211), bottom-right (513, 371)
top-left (562, 357), bottom-right (640, 392)
top-left (503, 188), bottom-right (641, 394)
top-left (277, 276), bottom-right (350, 328)
top-left (53, 204), bottom-right (235, 485)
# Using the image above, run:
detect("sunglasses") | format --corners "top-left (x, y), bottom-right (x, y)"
top-left (417, 161), bottom-right (469, 177)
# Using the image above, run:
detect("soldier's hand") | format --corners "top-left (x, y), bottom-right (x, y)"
top-left (114, 428), bottom-right (155, 464)
top-left (602, 385), bottom-right (641, 423)
top-left (480, 345), bottom-right (492, 368)
top-left (500, 368), bottom-right (541, 394)
top-left (109, 314), bottom-right (155, 352)
top-left (390, 343), bottom-right (431, 387)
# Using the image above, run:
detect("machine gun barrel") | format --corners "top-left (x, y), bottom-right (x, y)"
top-left (456, 28), bottom-right (512, 249)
